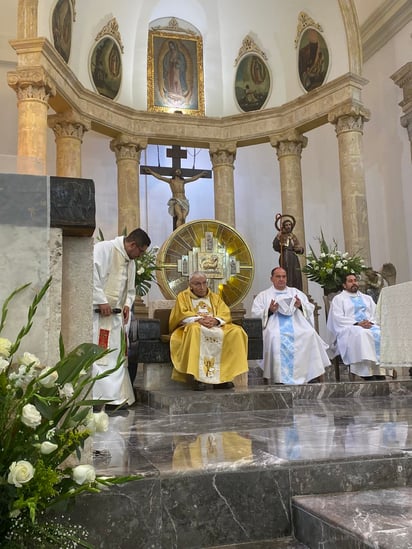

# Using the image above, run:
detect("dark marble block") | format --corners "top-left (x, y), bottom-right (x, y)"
top-left (50, 176), bottom-right (95, 236)
top-left (129, 318), bottom-right (161, 341)
top-left (65, 478), bottom-right (162, 549)
top-left (161, 468), bottom-right (291, 548)
top-left (132, 340), bottom-right (171, 363)
top-left (248, 338), bottom-right (263, 360)
top-left (238, 317), bottom-right (263, 339)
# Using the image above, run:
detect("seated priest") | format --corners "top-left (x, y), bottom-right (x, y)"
top-left (251, 267), bottom-right (330, 384)
top-left (169, 271), bottom-right (249, 391)
top-left (326, 273), bottom-right (387, 380)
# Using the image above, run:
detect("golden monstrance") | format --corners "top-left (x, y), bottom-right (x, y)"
top-left (156, 219), bottom-right (254, 308)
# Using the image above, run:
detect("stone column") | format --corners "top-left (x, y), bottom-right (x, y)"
top-left (270, 131), bottom-right (308, 292)
top-left (7, 69), bottom-right (55, 175)
top-left (48, 111), bottom-right (91, 178)
top-left (110, 135), bottom-right (147, 235)
top-left (17, 0), bottom-right (38, 39)
top-left (209, 142), bottom-right (237, 227)
top-left (328, 102), bottom-right (371, 266)
top-left (391, 62), bottom-right (412, 161)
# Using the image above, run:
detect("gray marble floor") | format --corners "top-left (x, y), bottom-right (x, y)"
top-left (91, 378), bottom-right (412, 548)
top-left (93, 388), bottom-right (412, 477)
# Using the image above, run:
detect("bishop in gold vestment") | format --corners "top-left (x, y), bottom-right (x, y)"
top-left (169, 272), bottom-right (248, 390)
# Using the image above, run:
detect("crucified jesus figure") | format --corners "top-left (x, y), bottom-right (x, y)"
top-left (144, 167), bottom-right (208, 229)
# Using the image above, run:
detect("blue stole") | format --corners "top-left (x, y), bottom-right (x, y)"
top-left (278, 313), bottom-right (295, 383)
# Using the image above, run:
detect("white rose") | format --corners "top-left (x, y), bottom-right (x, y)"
top-left (0, 337), bottom-right (12, 358)
top-left (137, 267), bottom-right (145, 275)
top-left (19, 352), bottom-right (41, 369)
top-left (59, 383), bottom-right (74, 399)
top-left (21, 403), bottom-right (42, 429)
top-left (39, 368), bottom-right (58, 388)
top-left (0, 357), bottom-right (9, 374)
top-left (72, 464), bottom-right (96, 485)
top-left (8, 460), bottom-right (35, 487)
top-left (40, 441), bottom-right (58, 455)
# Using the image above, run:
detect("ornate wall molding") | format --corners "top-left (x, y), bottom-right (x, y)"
top-left (95, 17), bottom-right (124, 53)
top-left (234, 35), bottom-right (268, 66)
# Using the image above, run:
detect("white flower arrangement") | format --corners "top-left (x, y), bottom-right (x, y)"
top-left (302, 232), bottom-right (366, 292)
top-left (0, 279), bottom-right (137, 548)
top-left (135, 245), bottom-right (160, 296)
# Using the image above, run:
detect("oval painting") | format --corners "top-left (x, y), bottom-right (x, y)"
top-left (298, 27), bottom-right (329, 92)
top-left (51, 0), bottom-right (72, 63)
top-left (90, 36), bottom-right (122, 100)
top-left (235, 54), bottom-right (271, 112)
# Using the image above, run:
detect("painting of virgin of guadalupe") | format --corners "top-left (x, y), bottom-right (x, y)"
top-left (51, 0), bottom-right (72, 63)
top-left (148, 30), bottom-right (204, 116)
top-left (298, 28), bottom-right (329, 92)
top-left (90, 36), bottom-right (122, 100)
top-left (235, 54), bottom-right (271, 112)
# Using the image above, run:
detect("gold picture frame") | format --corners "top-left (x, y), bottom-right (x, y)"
top-left (147, 29), bottom-right (205, 116)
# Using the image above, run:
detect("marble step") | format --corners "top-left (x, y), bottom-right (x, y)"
top-left (137, 379), bottom-right (412, 415)
top-left (209, 537), bottom-right (309, 548)
top-left (292, 487), bottom-right (412, 548)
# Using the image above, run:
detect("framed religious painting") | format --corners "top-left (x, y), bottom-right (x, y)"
top-left (297, 27), bottom-right (329, 92)
top-left (51, 0), bottom-right (74, 63)
top-left (235, 53), bottom-right (271, 112)
top-left (148, 29), bottom-right (205, 116)
top-left (90, 35), bottom-right (122, 100)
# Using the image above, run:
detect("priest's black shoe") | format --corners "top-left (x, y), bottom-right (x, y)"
top-left (213, 382), bottom-right (234, 389)
top-left (193, 380), bottom-right (207, 391)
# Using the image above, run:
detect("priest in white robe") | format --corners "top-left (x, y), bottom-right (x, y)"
top-left (251, 267), bottom-right (330, 384)
top-left (326, 273), bottom-right (386, 379)
top-left (93, 228), bottom-right (150, 406)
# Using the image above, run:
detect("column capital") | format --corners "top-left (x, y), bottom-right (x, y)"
top-left (328, 101), bottom-right (370, 135)
top-left (110, 135), bottom-right (147, 162)
top-left (209, 142), bottom-right (237, 167)
top-left (7, 67), bottom-right (56, 102)
top-left (48, 111), bottom-right (91, 141)
top-left (270, 131), bottom-right (308, 158)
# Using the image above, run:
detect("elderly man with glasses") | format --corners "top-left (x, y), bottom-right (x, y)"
top-left (169, 271), bottom-right (248, 391)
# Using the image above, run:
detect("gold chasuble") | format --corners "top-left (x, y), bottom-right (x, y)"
top-left (169, 288), bottom-right (248, 385)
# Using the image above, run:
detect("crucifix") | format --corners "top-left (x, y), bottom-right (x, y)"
top-left (140, 145), bottom-right (212, 230)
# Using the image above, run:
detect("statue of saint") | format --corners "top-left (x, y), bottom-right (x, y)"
top-left (143, 167), bottom-right (207, 230)
top-left (272, 213), bottom-right (304, 290)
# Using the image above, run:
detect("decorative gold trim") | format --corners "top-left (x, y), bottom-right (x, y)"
top-left (295, 12), bottom-right (324, 48)
top-left (95, 17), bottom-right (124, 54)
top-left (234, 35), bottom-right (268, 66)
top-left (150, 17), bottom-right (197, 37)
top-left (147, 28), bottom-right (205, 116)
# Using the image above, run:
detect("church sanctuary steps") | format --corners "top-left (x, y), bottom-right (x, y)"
top-left (63, 379), bottom-right (412, 548)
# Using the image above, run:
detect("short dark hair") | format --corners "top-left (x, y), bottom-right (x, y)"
top-left (342, 273), bottom-right (357, 285)
top-left (125, 228), bottom-right (151, 248)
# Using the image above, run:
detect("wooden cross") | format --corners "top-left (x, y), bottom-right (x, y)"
top-left (140, 144), bottom-right (212, 179)
top-left (140, 145), bottom-right (212, 230)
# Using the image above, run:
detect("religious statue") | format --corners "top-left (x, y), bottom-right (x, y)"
top-left (272, 213), bottom-right (304, 290)
top-left (143, 167), bottom-right (207, 230)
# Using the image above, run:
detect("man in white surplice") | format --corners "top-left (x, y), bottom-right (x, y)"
top-left (251, 267), bottom-right (330, 384)
top-left (93, 228), bottom-right (151, 407)
top-left (326, 273), bottom-right (386, 379)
